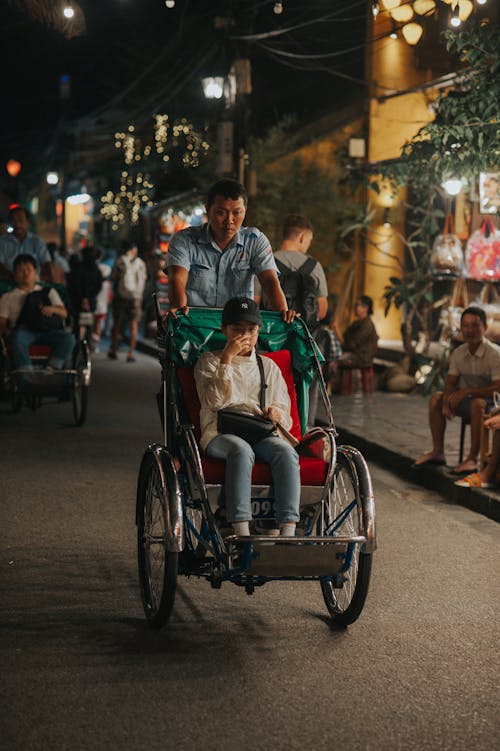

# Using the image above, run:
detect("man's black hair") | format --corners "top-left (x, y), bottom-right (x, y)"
top-left (8, 205), bottom-right (30, 222)
top-left (461, 306), bottom-right (487, 327)
top-left (120, 239), bottom-right (137, 253)
top-left (13, 253), bottom-right (37, 270)
top-left (358, 295), bottom-right (374, 316)
top-left (206, 179), bottom-right (248, 208)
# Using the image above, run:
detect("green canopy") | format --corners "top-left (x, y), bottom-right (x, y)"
top-left (166, 308), bottom-right (323, 434)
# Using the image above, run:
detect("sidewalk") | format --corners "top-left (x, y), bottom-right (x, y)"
top-left (136, 337), bottom-right (500, 524)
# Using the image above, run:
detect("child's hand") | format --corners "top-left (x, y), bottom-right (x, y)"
top-left (263, 406), bottom-right (280, 422)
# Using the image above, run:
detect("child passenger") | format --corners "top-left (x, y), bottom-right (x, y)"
top-left (194, 297), bottom-right (300, 537)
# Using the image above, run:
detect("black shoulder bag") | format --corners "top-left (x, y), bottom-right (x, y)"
top-left (216, 355), bottom-right (278, 445)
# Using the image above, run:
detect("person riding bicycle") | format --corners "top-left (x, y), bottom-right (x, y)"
top-left (194, 297), bottom-right (300, 537)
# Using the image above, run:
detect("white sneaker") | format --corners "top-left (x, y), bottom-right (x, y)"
top-left (253, 520), bottom-right (280, 536)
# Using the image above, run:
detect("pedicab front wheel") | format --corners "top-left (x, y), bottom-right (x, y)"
top-left (320, 448), bottom-right (373, 626)
top-left (137, 447), bottom-right (179, 628)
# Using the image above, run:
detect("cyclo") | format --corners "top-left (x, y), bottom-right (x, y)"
top-left (136, 307), bottom-right (377, 629)
top-left (0, 282), bottom-right (91, 426)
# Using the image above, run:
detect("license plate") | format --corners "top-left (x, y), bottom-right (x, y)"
top-left (251, 498), bottom-right (276, 519)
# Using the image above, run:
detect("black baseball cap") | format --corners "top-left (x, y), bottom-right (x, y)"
top-left (222, 297), bottom-right (262, 327)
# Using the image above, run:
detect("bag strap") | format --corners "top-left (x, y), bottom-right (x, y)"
top-left (299, 256), bottom-right (317, 277)
top-left (256, 354), bottom-right (268, 411)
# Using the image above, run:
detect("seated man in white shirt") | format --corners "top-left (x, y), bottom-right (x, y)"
top-left (413, 307), bottom-right (500, 475)
top-left (0, 254), bottom-right (75, 372)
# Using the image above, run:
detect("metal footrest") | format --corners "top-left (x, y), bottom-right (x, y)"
top-left (228, 535), bottom-right (365, 577)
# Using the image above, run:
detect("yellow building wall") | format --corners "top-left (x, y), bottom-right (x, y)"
top-left (366, 14), bottom-right (436, 340)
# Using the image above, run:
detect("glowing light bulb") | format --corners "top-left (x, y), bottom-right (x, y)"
top-left (165, 0), bottom-right (175, 7)
top-left (450, 6), bottom-right (461, 26)
top-left (443, 178), bottom-right (462, 196)
top-left (372, 1), bottom-right (380, 17)
top-left (63, 3), bottom-right (74, 19)
top-left (273, 2), bottom-right (283, 14)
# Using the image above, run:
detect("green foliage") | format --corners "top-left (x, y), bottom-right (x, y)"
top-left (384, 21), bottom-right (500, 190)
top-left (248, 119), bottom-right (367, 272)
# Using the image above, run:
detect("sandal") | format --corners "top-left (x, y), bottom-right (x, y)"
top-left (454, 473), bottom-right (494, 488)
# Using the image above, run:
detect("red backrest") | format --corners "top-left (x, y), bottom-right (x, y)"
top-left (177, 349), bottom-right (302, 440)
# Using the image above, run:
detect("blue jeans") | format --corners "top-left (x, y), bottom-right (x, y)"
top-left (206, 434), bottom-right (301, 524)
top-left (11, 327), bottom-right (76, 369)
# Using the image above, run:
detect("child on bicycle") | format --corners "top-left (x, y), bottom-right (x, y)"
top-left (194, 296), bottom-right (300, 537)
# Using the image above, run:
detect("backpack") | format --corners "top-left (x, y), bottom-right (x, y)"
top-left (274, 257), bottom-right (319, 328)
top-left (117, 257), bottom-right (140, 300)
top-left (17, 287), bottom-right (64, 332)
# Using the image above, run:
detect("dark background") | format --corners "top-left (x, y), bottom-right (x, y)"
top-left (1, 0), bottom-right (368, 195)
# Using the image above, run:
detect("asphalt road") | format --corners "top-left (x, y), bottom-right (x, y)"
top-left (1, 349), bottom-right (499, 751)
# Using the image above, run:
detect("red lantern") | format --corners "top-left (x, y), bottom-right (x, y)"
top-left (6, 159), bottom-right (22, 177)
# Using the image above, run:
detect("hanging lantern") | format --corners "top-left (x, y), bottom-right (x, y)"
top-left (391, 5), bottom-right (414, 21)
top-left (381, 0), bottom-right (401, 9)
top-left (413, 0), bottom-right (436, 15)
top-left (457, 0), bottom-right (474, 22)
top-left (402, 21), bottom-right (424, 44)
top-left (6, 159), bottom-right (21, 177)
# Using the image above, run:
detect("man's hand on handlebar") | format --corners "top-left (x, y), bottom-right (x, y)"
top-left (282, 309), bottom-right (299, 324)
top-left (161, 305), bottom-right (189, 329)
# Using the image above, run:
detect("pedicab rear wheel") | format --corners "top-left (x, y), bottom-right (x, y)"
top-left (320, 449), bottom-right (373, 626)
top-left (72, 340), bottom-right (88, 426)
top-left (137, 448), bottom-right (178, 628)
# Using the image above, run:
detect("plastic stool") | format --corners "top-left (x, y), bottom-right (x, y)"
top-left (341, 366), bottom-right (375, 395)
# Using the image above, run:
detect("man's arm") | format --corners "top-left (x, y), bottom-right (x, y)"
top-left (167, 265), bottom-right (189, 312)
top-left (317, 296), bottom-right (328, 321)
top-left (258, 269), bottom-right (297, 323)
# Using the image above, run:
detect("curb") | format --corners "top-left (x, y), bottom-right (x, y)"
top-left (336, 426), bottom-right (500, 524)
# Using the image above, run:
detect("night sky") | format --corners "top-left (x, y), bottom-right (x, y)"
top-left (1, 0), bottom-right (367, 197)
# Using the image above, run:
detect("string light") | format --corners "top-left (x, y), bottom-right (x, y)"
top-left (165, 0), bottom-right (175, 8)
top-left (372, 1), bottom-right (380, 18)
top-left (102, 114), bottom-right (210, 232)
top-left (63, 2), bottom-right (74, 19)
top-left (451, 4), bottom-right (461, 27)
top-left (389, 19), bottom-right (398, 38)
top-left (273, 2), bottom-right (283, 15)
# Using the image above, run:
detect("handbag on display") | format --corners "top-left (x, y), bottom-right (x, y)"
top-left (430, 214), bottom-right (465, 277)
top-left (217, 355), bottom-right (278, 445)
top-left (465, 217), bottom-right (500, 280)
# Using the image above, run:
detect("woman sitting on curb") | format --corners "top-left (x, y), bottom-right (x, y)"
top-left (455, 412), bottom-right (500, 488)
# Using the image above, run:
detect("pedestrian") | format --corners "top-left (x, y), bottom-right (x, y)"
top-left (259, 214), bottom-right (328, 329)
top-left (0, 206), bottom-right (52, 282)
top-left (108, 240), bottom-right (147, 362)
top-left (67, 246), bottom-right (103, 339)
top-left (413, 307), bottom-right (500, 474)
top-left (165, 178), bottom-right (295, 322)
top-left (194, 296), bottom-right (300, 537)
top-left (92, 247), bottom-right (112, 348)
top-left (334, 295), bottom-right (379, 370)
top-left (308, 311), bottom-right (343, 428)
top-left (47, 241), bottom-right (70, 282)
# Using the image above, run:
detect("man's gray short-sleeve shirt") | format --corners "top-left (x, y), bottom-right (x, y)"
top-left (166, 224), bottom-right (277, 307)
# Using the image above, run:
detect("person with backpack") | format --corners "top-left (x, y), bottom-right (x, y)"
top-left (259, 214), bottom-right (328, 329)
top-left (108, 241), bottom-right (147, 362)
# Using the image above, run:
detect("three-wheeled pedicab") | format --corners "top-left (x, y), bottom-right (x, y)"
top-left (1, 335), bottom-right (91, 426)
top-left (136, 309), bottom-right (376, 629)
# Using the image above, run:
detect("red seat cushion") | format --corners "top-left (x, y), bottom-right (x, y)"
top-left (177, 349), bottom-right (327, 486)
top-left (29, 345), bottom-right (52, 358)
